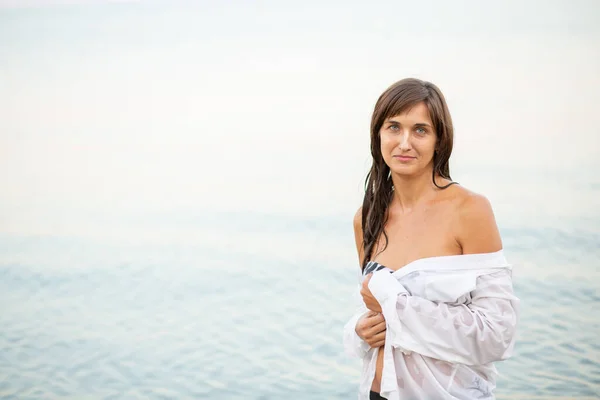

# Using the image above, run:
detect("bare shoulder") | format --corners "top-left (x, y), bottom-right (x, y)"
top-left (451, 185), bottom-right (494, 216)
top-left (451, 185), bottom-right (503, 254)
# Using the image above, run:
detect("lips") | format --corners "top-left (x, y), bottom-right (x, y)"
top-left (393, 155), bottom-right (416, 160)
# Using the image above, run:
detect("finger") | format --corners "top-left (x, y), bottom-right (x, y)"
top-left (366, 331), bottom-right (386, 347)
top-left (366, 323), bottom-right (387, 337)
top-left (370, 340), bottom-right (385, 348)
top-left (372, 330), bottom-right (386, 342)
top-left (357, 316), bottom-right (375, 334)
top-left (371, 320), bottom-right (387, 333)
top-left (363, 313), bottom-right (385, 328)
top-left (365, 310), bottom-right (383, 319)
top-left (366, 333), bottom-right (386, 347)
top-left (357, 313), bottom-right (377, 331)
top-left (362, 326), bottom-right (385, 337)
top-left (371, 313), bottom-right (386, 324)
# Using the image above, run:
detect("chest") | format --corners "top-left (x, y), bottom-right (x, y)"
top-left (371, 204), bottom-right (460, 270)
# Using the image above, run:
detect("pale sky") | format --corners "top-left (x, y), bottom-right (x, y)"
top-left (1, 0), bottom-right (599, 239)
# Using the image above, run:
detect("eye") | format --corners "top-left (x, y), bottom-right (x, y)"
top-left (389, 124), bottom-right (400, 131)
top-left (415, 127), bottom-right (427, 134)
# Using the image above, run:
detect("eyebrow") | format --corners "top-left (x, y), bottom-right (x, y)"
top-left (386, 119), bottom-right (432, 128)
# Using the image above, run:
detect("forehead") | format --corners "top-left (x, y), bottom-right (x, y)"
top-left (385, 102), bottom-right (432, 123)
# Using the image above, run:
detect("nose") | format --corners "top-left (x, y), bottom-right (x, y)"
top-left (398, 130), bottom-right (411, 151)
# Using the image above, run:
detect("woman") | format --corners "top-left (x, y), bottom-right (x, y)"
top-left (343, 78), bottom-right (519, 400)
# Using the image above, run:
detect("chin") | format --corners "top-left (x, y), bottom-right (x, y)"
top-left (390, 165), bottom-right (420, 177)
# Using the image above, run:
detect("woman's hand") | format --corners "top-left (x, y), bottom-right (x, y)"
top-left (355, 310), bottom-right (387, 348)
top-left (361, 273), bottom-right (382, 313)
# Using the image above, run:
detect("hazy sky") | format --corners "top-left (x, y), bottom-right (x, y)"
top-left (1, 0), bottom-right (599, 238)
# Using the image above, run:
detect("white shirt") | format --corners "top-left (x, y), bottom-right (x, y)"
top-left (343, 250), bottom-right (519, 400)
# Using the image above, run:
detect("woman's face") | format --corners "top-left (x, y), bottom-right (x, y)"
top-left (379, 101), bottom-right (437, 178)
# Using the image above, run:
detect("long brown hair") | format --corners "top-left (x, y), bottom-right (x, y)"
top-left (361, 78), bottom-right (456, 270)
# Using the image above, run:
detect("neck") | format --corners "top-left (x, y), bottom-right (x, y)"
top-left (390, 167), bottom-right (437, 213)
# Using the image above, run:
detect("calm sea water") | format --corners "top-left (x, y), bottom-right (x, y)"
top-left (0, 210), bottom-right (599, 400)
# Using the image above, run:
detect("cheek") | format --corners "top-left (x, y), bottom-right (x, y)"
top-left (380, 135), bottom-right (394, 151)
top-left (380, 140), bottom-right (395, 163)
top-left (417, 138), bottom-right (437, 156)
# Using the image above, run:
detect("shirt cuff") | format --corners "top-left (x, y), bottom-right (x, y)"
top-left (343, 311), bottom-right (371, 358)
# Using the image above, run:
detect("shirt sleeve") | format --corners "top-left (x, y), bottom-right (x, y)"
top-left (342, 271), bottom-right (372, 359)
top-left (368, 268), bottom-right (519, 365)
